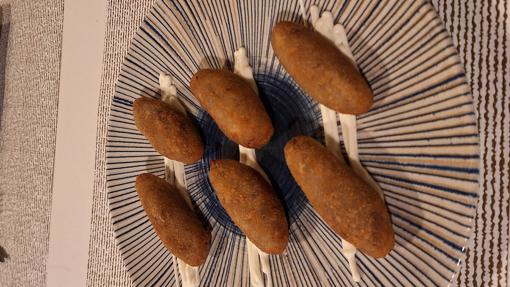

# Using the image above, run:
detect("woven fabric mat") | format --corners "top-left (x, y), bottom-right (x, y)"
top-left (0, 0), bottom-right (64, 286)
top-left (87, 0), bottom-right (509, 286)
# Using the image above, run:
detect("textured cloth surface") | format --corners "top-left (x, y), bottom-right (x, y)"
top-left (0, 0), bottom-right (502, 286)
top-left (433, 1), bottom-right (510, 286)
top-left (88, 1), bottom-right (510, 286)
top-left (0, 1), bottom-right (64, 286)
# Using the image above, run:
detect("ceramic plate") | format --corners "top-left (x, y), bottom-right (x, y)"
top-left (106, 0), bottom-right (479, 286)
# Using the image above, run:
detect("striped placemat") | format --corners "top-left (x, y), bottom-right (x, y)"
top-left (86, 0), bottom-right (509, 286)
top-left (432, 0), bottom-right (510, 286)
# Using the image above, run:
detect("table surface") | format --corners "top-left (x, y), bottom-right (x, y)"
top-left (0, 0), bottom-right (508, 286)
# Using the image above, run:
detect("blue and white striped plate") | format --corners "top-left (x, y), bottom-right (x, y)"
top-left (106, 0), bottom-right (479, 286)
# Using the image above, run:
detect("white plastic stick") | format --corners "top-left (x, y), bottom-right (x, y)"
top-left (300, 2), bottom-right (386, 282)
top-left (309, 8), bottom-right (383, 195)
top-left (338, 113), bottom-right (382, 194)
top-left (160, 73), bottom-right (200, 287)
top-left (238, 146), bottom-right (273, 287)
top-left (234, 48), bottom-right (273, 287)
top-left (319, 104), bottom-right (344, 162)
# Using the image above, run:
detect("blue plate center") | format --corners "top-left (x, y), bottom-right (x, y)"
top-left (193, 72), bottom-right (322, 235)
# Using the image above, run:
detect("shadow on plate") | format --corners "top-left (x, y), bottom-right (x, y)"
top-left (190, 71), bottom-right (321, 235)
top-left (354, 42), bottom-right (427, 251)
top-left (198, 55), bottom-right (230, 70)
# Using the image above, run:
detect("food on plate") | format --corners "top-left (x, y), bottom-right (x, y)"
top-left (190, 69), bottom-right (273, 148)
top-left (133, 97), bottom-right (204, 164)
top-left (209, 159), bottom-right (288, 254)
top-left (135, 173), bottom-right (210, 266)
top-left (284, 136), bottom-right (394, 258)
top-left (271, 21), bottom-right (373, 115)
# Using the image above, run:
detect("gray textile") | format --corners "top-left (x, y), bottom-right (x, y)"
top-left (0, 0), bottom-right (64, 286)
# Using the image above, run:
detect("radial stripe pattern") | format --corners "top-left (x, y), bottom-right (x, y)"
top-left (106, 1), bottom-right (479, 286)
